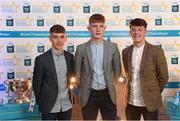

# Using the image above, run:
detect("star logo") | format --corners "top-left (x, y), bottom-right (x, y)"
top-left (102, 2), bottom-right (109, 11)
top-left (42, 2), bottom-right (50, 11)
top-left (144, 16), bottom-right (153, 24)
top-left (108, 16), bottom-right (123, 26)
top-left (26, 68), bottom-right (33, 76)
top-left (12, 55), bottom-right (21, 65)
top-left (73, 2), bottom-right (80, 11)
top-left (26, 42), bottom-right (34, 52)
top-left (25, 16), bottom-right (33, 25)
top-left (16, 16), bottom-right (33, 26)
top-left (0, 45), bottom-right (4, 52)
top-left (11, 2), bottom-right (19, 12)
top-left (0, 72), bottom-right (3, 79)
top-left (0, 1), bottom-right (19, 12)
top-left (115, 16), bottom-right (123, 25)
top-left (132, 2), bottom-right (139, 11)
top-left (161, 1), bottom-right (169, 11)
top-left (55, 16), bottom-right (63, 24)
top-left (173, 15), bottom-right (180, 25)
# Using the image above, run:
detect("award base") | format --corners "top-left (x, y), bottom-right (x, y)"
top-left (0, 103), bottom-right (40, 120)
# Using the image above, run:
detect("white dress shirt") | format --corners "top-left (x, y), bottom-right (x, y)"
top-left (128, 44), bottom-right (145, 106)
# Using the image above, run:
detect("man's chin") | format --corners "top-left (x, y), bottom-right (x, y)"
top-left (94, 36), bottom-right (102, 39)
top-left (56, 47), bottom-right (63, 50)
top-left (133, 39), bottom-right (141, 43)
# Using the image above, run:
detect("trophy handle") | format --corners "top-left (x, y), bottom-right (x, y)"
top-left (2, 80), bottom-right (10, 104)
top-left (28, 91), bottom-right (36, 112)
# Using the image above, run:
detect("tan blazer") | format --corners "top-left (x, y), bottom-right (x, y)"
top-left (122, 41), bottom-right (169, 112)
top-left (75, 40), bottom-right (121, 107)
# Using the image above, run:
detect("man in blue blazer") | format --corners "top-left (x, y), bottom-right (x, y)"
top-left (33, 25), bottom-right (74, 120)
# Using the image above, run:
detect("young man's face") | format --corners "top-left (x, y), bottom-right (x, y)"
top-left (87, 22), bottom-right (106, 40)
top-left (129, 26), bottom-right (147, 45)
top-left (49, 32), bottom-right (67, 51)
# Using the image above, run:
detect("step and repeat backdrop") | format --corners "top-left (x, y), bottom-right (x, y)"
top-left (0, 0), bottom-right (180, 101)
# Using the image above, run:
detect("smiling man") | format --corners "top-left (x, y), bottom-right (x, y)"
top-left (122, 18), bottom-right (169, 120)
top-left (75, 13), bottom-right (121, 120)
top-left (33, 25), bottom-right (74, 120)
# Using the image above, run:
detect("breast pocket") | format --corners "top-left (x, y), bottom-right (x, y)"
top-left (144, 55), bottom-right (155, 64)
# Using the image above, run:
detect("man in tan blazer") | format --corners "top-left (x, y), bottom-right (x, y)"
top-left (122, 18), bottom-right (169, 120)
top-left (75, 14), bottom-right (121, 120)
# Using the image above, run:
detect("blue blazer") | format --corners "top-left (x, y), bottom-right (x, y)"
top-left (33, 49), bottom-right (74, 114)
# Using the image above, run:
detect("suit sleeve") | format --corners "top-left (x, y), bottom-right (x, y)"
top-left (113, 44), bottom-right (121, 83)
top-left (156, 49), bottom-right (169, 92)
top-left (74, 46), bottom-right (82, 85)
top-left (32, 56), bottom-right (44, 105)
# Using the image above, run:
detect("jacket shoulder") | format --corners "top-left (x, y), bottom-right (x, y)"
top-left (76, 42), bottom-right (89, 51)
top-left (64, 50), bottom-right (73, 56)
top-left (104, 41), bottom-right (118, 50)
top-left (122, 45), bottom-right (132, 53)
top-left (147, 42), bottom-right (163, 52)
top-left (35, 49), bottom-right (51, 59)
top-left (105, 41), bottom-right (116, 45)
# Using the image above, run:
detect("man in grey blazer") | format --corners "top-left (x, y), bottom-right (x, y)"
top-left (75, 14), bottom-right (121, 120)
top-left (33, 25), bottom-right (74, 120)
top-left (122, 18), bottom-right (169, 120)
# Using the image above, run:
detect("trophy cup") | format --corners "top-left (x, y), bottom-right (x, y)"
top-left (3, 80), bottom-right (13, 104)
top-left (3, 78), bottom-right (32, 104)
top-left (11, 78), bottom-right (32, 103)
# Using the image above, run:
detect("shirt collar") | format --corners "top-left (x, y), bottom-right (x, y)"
top-left (133, 43), bottom-right (145, 51)
top-left (91, 40), bottom-right (103, 47)
top-left (51, 48), bottom-right (64, 56)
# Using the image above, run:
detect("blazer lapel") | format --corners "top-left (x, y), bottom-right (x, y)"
top-left (64, 51), bottom-right (70, 76)
top-left (64, 51), bottom-right (71, 87)
top-left (140, 42), bottom-right (148, 73)
top-left (46, 49), bottom-right (58, 85)
top-left (103, 40), bottom-right (108, 70)
top-left (85, 41), bottom-right (93, 70)
top-left (128, 45), bottom-right (133, 77)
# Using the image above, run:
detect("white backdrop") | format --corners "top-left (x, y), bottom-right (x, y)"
top-left (0, 0), bottom-right (180, 101)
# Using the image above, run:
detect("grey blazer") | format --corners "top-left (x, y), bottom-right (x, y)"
top-left (75, 40), bottom-right (121, 106)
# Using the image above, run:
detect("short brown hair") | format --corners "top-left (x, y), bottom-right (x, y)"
top-left (129, 18), bottom-right (147, 29)
top-left (50, 24), bottom-right (66, 34)
top-left (89, 14), bottom-right (105, 24)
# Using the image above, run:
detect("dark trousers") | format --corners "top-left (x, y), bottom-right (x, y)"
top-left (41, 108), bottom-right (72, 120)
top-left (82, 88), bottom-right (117, 120)
top-left (126, 104), bottom-right (158, 120)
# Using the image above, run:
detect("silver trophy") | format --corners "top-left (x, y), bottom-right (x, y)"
top-left (3, 80), bottom-right (13, 104)
top-left (3, 78), bottom-right (32, 104)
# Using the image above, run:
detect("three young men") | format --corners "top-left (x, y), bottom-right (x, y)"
top-left (33, 15), bottom-right (168, 120)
